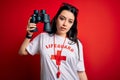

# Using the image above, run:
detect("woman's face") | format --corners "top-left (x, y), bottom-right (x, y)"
top-left (56, 10), bottom-right (75, 37)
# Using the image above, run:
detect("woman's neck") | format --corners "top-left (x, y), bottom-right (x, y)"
top-left (55, 32), bottom-right (66, 38)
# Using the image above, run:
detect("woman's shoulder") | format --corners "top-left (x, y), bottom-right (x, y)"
top-left (77, 38), bottom-right (83, 47)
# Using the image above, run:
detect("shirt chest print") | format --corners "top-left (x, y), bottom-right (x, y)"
top-left (51, 50), bottom-right (66, 65)
top-left (45, 43), bottom-right (75, 78)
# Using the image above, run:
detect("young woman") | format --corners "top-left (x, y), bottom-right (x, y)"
top-left (19, 3), bottom-right (88, 80)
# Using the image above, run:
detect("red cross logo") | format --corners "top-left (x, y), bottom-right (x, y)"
top-left (51, 50), bottom-right (66, 66)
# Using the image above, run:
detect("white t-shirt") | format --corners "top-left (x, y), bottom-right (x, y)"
top-left (26, 32), bottom-right (85, 80)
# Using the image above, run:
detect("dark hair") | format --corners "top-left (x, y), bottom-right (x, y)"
top-left (50, 3), bottom-right (79, 43)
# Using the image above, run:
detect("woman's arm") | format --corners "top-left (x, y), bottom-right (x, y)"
top-left (19, 38), bottom-right (31, 55)
top-left (19, 18), bottom-right (36, 55)
top-left (78, 71), bottom-right (88, 80)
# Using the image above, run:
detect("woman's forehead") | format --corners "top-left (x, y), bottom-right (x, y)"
top-left (59, 10), bottom-right (75, 20)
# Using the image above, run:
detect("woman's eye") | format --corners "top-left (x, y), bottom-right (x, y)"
top-left (59, 17), bottom-right (65, 20)
top-left (69, 20), bottom-right (73, 24)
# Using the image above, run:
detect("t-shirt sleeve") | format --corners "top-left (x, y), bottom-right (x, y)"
top-left (26, 34), bottom-right (40, 55)
top-left (76, 40), bottom-right (85, 71)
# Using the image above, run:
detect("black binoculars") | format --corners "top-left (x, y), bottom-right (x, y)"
top-left (30, 10), bottom-right (51, 33)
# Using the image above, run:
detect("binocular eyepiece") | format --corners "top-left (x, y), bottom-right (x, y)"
top-left (30, 10), bottom-right (51, 33)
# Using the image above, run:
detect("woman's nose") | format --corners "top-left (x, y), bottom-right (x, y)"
top-left (63, 20), bottom-right (67, 26)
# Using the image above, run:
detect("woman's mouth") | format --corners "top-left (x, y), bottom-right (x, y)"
top-left (60, 27), bottom-right (66, 31)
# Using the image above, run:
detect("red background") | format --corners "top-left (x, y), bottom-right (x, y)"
top-left (0, 0), bottom-right (120, 80)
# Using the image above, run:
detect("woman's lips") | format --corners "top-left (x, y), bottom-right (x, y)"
top-left (60, 27), bottom-right (66, 31)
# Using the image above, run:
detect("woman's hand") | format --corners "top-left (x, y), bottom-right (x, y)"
top-left (26, 17), bottom-right (37, 36)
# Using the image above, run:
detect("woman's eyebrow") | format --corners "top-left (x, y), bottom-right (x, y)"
top-left (59, 15), bottom-right (65, 18)
top-left (59, 15), bottom-right (74, 21)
